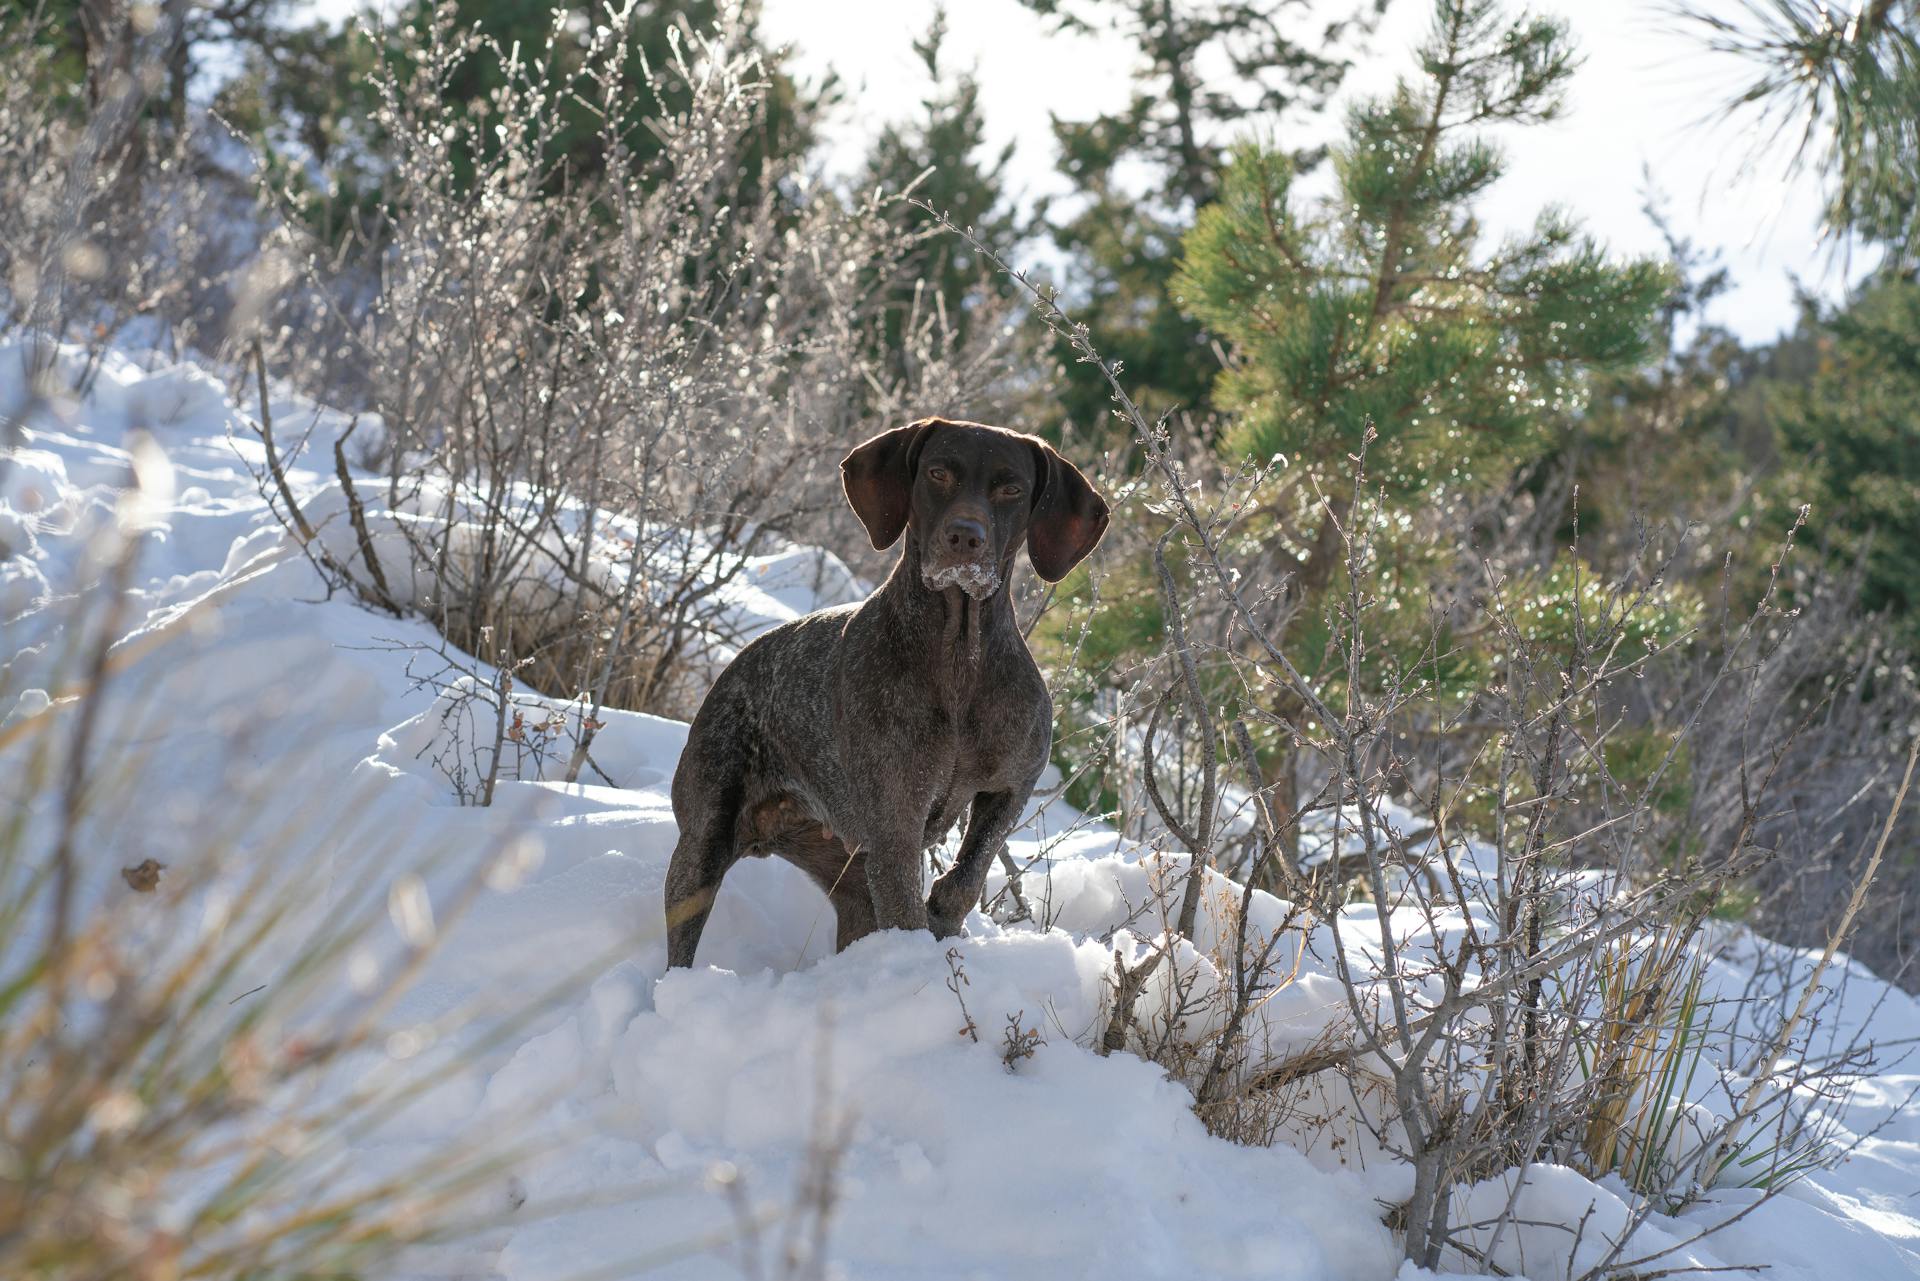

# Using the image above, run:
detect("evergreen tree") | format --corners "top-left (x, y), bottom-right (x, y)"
top-left (1681, 0), bottom-right (1920, 269)
top-left (397, 0), bottom-right (815, 191)
top-left (19, 0), bottom-right (271, 190)
top-left (1515, 193), bottom-right (1786, 579)
top-left (1175, 0), bottom-right (1669, 600)
top-left (1770, 279), bottom-right (1920, 634)
top-left (30, 0), bottom-right (323, 129)
top-left (1024, 0), bottom-right (1374, 207)
top-left (1167, 0), bottom-right (1672, 859)
top-left (861, 5), bottom-right (1028, 357)
top-left (1020, 0), bottom-right (1383, 433)
top-left (1682, 3), bottom-right (1920, 641)
top-left (219, 0), bottom-right (821, 237)
top-left (214, 17), bottom-right (383, 240)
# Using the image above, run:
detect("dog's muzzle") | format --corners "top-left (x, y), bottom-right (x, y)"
top-left (923, 561), bottom-right (1002, 599)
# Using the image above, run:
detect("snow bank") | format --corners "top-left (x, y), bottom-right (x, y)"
top-left (5, 334), bottom-right (1918, 1280)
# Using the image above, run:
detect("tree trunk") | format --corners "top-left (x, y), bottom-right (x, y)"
top-left (1254, 498), bottom-right (1350, 891)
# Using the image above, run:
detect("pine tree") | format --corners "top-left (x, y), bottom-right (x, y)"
top-left (220, 0), bottom-right (821, 238)
top-left (1020, 0), bottom-right (1383, 433)
top-left (393, 0), bottom-right (815, 190)
top-left (20, 0), bottom-right (260, 190)
top-left (1516, 194), bottom-right (1773, 576)
top-left (1681, 0), bottom-right (1919, 269)
top-left (1176, 0), bottom-right (1669, 596)
top-left (1024, 0), bottom-right (1374, 206)
top-left (1682, 3), bottom-right (1920, 635)
top-left (862, 5), bottom-right (1028, 357)
top-left (1168, 0), bottom-right (1673, 862)
top-left (1771, 280), bottom-right (1920, 634)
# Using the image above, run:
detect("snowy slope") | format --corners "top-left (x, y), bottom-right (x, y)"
top-left (4, 337), bottom-right (1917, 1281)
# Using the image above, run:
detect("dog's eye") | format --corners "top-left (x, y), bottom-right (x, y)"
top-left (926, 466), bottom-right (953, 485)
top-left (994, 482), bottom-right (1024, 501)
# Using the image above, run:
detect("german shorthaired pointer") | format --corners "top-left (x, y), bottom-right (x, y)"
top-left (663, 417), bottom-right (1108, 967)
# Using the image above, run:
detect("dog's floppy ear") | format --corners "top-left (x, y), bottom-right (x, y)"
top-left (842, 418), bottom-right (941, 550)
top-left (1026, 440), bottom-right (1109, 581)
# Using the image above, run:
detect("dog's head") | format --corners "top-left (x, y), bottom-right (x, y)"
top-left (841, 417), bottom-right (1108, 597)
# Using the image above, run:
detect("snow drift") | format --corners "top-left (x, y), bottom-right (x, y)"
top-left (4, 336), bottom-right (1918, 1280)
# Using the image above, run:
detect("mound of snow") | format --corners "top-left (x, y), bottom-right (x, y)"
top-left (5, 335), bottom-right (1919, 1281)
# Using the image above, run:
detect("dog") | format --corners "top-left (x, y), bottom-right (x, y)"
top-left (662, 416), bottom-right (1109, 967)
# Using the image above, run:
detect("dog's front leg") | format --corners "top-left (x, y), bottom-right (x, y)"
top-left (864, 833), bottom-right (932, 934)
top-left (928, 790), bottom-right (1024, 939)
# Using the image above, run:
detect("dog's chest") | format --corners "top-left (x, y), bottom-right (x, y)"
top-left (920, 736), bottom-right (1003, 847)
top-left (931, 676), bottom-right (1042, 801)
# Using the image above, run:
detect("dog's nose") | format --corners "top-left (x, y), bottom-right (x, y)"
top-left (944, 518), bottom-right (987, 554)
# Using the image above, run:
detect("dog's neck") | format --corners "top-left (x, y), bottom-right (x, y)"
top-left (875, 528), bottom-right (1018, 706)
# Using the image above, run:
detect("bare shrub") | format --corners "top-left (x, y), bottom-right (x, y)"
top-left (244, 4), bottom-right (1025, 775)
top-left (0, 5), bottom-right (263, 383)
top-left (1684, 559), bottom-right (1920, 991)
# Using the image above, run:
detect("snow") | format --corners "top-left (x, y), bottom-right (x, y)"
top-left (4, 334), bottom-right (1918, 1280)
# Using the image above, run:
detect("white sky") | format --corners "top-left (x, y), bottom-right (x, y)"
top-left (312, 0), bottom-right (1876, 344)
top-left (760, 0), bottom-right (1877, 345)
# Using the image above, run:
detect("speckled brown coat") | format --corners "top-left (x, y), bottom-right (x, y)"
top-left (662, 418), bottom-right (1108, 966)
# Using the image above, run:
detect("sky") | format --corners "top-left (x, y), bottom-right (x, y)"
top-left (757, 0), bottom-right (1878, 345)
top-left (308, 0), bottom-right (1876, 344)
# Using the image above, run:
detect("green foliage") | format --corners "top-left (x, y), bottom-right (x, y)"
top-left (1680, 0), bottom-right (1920, 267)
top-left (1038, 559), bottom-right (1166, 675)
top-left (1158, 0), bottom-right (1673, 741)
top-left (1603, 728), bottom-right (1693, 819)
top-left (862, 6), bottom-right (1028, 359)
top-left (216, 19), bottom-right (386, 239)
top-left (1709, 883), bottom-right (1761, 922)
top-left (1017, 1), bottom-right (1695, 876)
top-left (1035, 2), bottom-right (1683, 831)
top-left (224, 1), bottom-right (820, 244)
top-left (395, 0), bottom-right (813, 190)
top-left (1022, 0), bottom-right (1372, 206)
top-left (1030, 556), bottom-right (1163, 818)
top-left (1020, 0), bottom-right (1383, 433)
top-left (1036, 195), bottom-right (1221, 433)
top-left (1769, 279), bottom-right (1920, 638)
top-left (1515, 202), bottom-right (1777, 572)
top-left (1500, 559), bottom-right (1699, 655)
top-left (1175, 0), bottom-right (1671, 511)
top-left (6, 4), bottom-right (89, 116)
top-left (25, 0), bottom-right (331, 133)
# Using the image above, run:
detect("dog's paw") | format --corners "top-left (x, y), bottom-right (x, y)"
top-left (928, 910), bottom-right (967, 941)
top-left (925, 881), bottom-right (969, 939)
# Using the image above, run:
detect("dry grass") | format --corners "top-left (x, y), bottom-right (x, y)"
top-left (0, 473), bottom-right (594, 1276)
top-left (1578, 928), bottom-right (1712, 1196)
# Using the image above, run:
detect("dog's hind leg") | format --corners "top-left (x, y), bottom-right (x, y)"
top-left (771, 822), bottom-right (877, 954)
top-left (664, 816), bottom-right (738, 969)
top-left (825, 849), bottom-right (877, 951)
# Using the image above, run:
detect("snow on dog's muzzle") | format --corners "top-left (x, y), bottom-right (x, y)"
top-left (923, 562), bottom-right (1001, 599)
